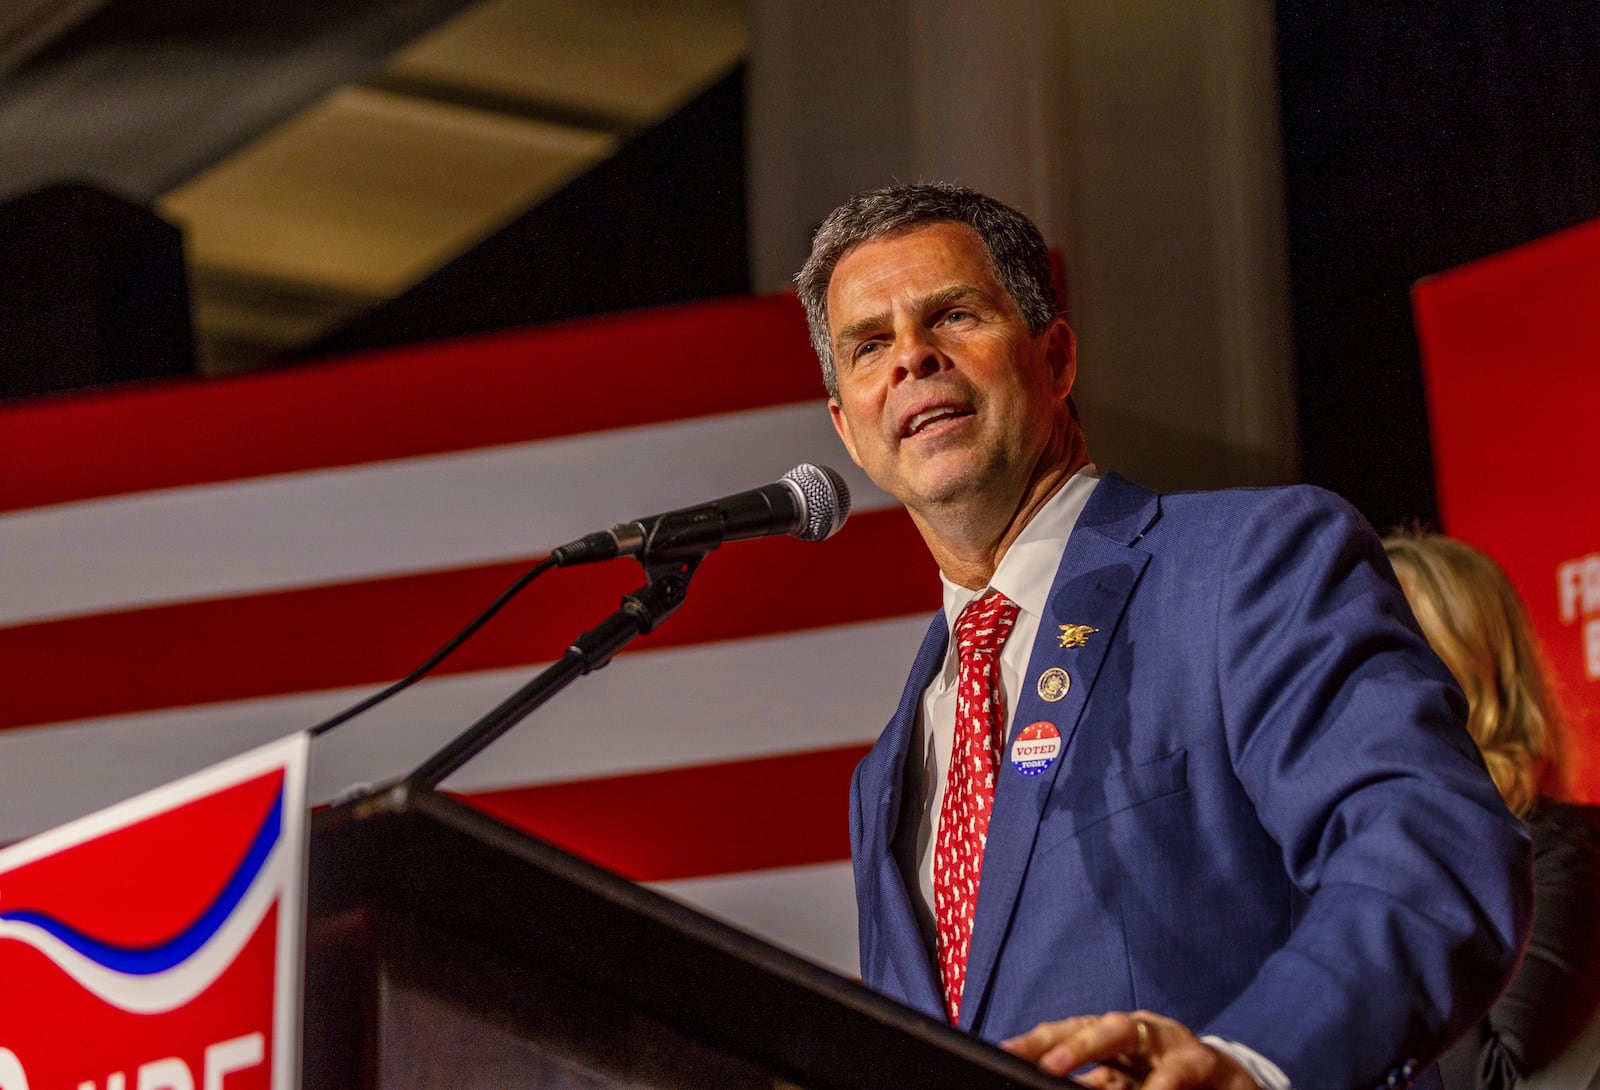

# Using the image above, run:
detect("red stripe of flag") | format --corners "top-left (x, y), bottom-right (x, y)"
top-left (455, 744), bottom-right (871, 882)
top-left (0, 294), bottom-right (821, 514)
top-left (0, 508), bottom-right (936, 731)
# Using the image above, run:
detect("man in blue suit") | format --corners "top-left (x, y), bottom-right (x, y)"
top-left (794, 184), bottom-right (1530, 1090)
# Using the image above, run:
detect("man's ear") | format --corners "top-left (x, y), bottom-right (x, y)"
top-left (828, 398), bottom-right (864, 468)
top-left (1046, 318), bottom-right (1078, 400)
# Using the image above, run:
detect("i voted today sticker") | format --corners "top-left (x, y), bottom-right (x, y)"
top-left (1010, 721), bottom-right (1062, 777)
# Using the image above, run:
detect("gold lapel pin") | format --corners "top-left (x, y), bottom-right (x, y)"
top-left (1037, 667), bottom-right (1071, 702)
top-left (1057, 624), bottom-right (1099, 649)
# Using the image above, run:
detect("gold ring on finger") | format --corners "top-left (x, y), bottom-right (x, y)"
top-left (1132, 1017), bottom-right (1151, 1059)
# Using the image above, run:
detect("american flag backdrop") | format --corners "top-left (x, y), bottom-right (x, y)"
top-left (0, 292), bottom-right (941, 976)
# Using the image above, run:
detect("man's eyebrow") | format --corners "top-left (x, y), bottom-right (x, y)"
top-left (834, 309), bottom-right (890, 356)
top-left (918, 283), bottom-right (987, 315)
top-left (833, 283), bottom-right (988, 355)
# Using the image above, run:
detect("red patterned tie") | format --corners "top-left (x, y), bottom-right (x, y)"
top-left (934, 589), bottom-right (1020, 1024)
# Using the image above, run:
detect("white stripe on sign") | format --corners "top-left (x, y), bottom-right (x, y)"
top-left (0, 617), bottom-right (928, 843)
top-left (0, 402), bottom-right (890, 628)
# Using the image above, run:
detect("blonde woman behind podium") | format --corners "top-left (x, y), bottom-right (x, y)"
top-left (1384, 531), bottom-right (1600, 1090)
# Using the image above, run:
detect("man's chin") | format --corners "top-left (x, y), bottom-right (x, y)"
top-left (899, 468), bottom-right (993, 512)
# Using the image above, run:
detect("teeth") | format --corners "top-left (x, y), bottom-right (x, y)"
top-left (909, 407), bottom-right (963, 434)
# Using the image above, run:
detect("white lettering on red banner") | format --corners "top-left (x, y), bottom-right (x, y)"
top-left (0, 737), bottom-right (308, 1090)
top-left (1557, 552), bottom-right (1600, 679)
top-left (31, 1034), bottom-right (264, 1090)
top-left (1558, 553), bottom-right (1600, 625)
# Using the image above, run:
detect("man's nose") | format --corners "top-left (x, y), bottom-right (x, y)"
top-left (892, 327), bottom-right (949, 384)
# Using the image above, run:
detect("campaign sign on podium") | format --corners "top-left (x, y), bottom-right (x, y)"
top-left (0, 734), bottom-right (310, 1090)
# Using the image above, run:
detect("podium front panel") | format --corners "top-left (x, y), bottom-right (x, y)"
top-left (303, 786), bottom-right (1076, 1090)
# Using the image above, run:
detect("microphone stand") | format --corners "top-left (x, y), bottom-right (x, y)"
top-left (403, 554), bottom-right (703, 791)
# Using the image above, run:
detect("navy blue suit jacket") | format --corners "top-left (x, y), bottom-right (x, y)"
top-left (849, 475), bottom-right (1531, 1090)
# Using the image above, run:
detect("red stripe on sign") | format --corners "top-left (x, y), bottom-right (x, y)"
top-left (0, 293), bottom-right (822, 513)
top-left (454, 744), bottom-right (871, 881)
top-left (0, 507), bottom-right (936, 730)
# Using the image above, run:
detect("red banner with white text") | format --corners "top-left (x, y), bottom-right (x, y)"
top-left (0, 734), bottom-right (309, 1090)
top-left (1414, 218), bottom-right (1600, 803)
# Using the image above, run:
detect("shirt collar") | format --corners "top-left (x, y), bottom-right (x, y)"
top-left (938, 464), bottom-right (1102, 639)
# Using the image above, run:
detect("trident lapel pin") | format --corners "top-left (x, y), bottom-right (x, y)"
top-left (1057, 624), bottom-right (1099, 649)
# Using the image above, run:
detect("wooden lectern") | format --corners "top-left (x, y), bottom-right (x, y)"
top-left (304, 784), bottom-right (1076, 1089)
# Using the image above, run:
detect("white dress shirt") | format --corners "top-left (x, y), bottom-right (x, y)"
top-left (911, 467), bottom-right (1102, 917)
top-left (905, 466), bottom-right (1290, 1090)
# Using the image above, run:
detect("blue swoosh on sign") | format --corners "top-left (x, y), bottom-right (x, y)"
top-left (0, 789), bottom-right (282, 976)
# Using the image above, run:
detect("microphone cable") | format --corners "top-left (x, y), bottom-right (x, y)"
top-left (307, 555), bottom-right (558, 737)
top-left (304, 463), bottom-right (848, 738)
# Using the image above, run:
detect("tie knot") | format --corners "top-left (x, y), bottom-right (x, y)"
top-left (954, 589), bottom-right (1020, 659)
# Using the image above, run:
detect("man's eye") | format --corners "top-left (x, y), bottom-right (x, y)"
top-left (855, 340), bottom-right (885, 359)
top-left (943, 309), bottom-right (973, 324)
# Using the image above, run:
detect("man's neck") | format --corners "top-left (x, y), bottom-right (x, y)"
top-left (915, 439), bottom-right (1091, 590)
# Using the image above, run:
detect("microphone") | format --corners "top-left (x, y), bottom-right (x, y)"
top-left (550, 463), bottom-right (852, 567)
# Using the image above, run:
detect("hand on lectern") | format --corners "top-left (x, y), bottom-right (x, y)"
top-left (1002, 1011), bottom-right (1260, 1090)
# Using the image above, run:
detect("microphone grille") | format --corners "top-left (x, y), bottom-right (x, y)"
top-left (782, 463), bottom-right (852, 542)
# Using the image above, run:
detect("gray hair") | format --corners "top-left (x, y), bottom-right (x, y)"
top-left (795, 183), bottom-right (1060, 397)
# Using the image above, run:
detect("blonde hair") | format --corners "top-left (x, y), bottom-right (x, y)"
top-left (1383, 531), bottom-right (1569, 817)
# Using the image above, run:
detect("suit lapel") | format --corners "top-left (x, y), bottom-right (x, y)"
top-left (858, 612), bottom-right (947, 1019)
top-left (958, 474), bottom-right (1159, 1031)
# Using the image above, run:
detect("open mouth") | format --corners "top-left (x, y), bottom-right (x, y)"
top-left (903, 406), bottom-right (974, 438)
